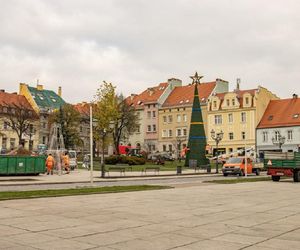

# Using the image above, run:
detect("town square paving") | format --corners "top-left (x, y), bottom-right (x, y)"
top-left (0, 181), bottom-right (299, 249)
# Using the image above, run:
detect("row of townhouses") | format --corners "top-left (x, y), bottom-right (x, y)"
top-left (0, 77), bottom-right (299, 157)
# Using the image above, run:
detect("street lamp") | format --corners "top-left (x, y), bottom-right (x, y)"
top-left (211, 129), bottom-right (224, 173)
top-left (272, 131), bottom-right (286, 151)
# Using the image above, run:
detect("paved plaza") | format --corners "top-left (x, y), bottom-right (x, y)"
top-left (0, 181), bottom-right (299, 250)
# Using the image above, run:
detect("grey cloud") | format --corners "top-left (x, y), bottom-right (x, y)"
top-left (0, 0), bottom-right (299, 103)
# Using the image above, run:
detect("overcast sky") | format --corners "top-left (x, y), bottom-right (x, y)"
top-left (0, 0), bottom-right (299, 103)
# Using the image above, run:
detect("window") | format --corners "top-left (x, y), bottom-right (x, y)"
top-left (162, 130), bottom-right (167, 137)
top-left (288, 130), bottom-right (293, 141)
top-left (147, 125), bottom-right (151, 132)
top-left (228, 113), bottom-right (233, 123)
top-left (226, 99), bottom-right (230, 106)
top-left (2, 137), bottom-right (7, 149)
top-left (152, 111), bottom-right (156, 118)
top-left (42, 122), bottom-right (47, 129)
top-left (3, 121), bottom-right (9, 130)
top-left (152, 125), bottom-right (156, 132)
top-left (263, 131), bottom-right (268, 142)
top-left (152, 145), bottom-right (156, 151)
top-left (42, 136), bottom-right (46, 145)
top-left (147, 104), bottom-right (150, 108)
top-left (213, 101), bottom-right (217, 108)
top-left (232, 99), bottom-right (235, 106)
top-left (183, 114), bottom-right (187, 122)
top-left (136, 125), bottom-right (140, 133)
top-left (168, 129), bottom-right (173, 137)
top-left (80, 126), bottom-right (83, 132)
top-left (177, 129), bottom-right (182, 137)
top-left (153, 104), bottom-right (156, 108)
top-left (10, 138), bottom-right (15, 150)
top-left (177, 115), bottom-right (181, 122)
top-left (163, 145), bottom-right (167, 152)
top-left (183, 128), bottom-right (187, 136)
top-left (268, 115), bottom-right (273, 121)
top-left (214, 115), bottom-right (222, 125)
top-left (241, 112), bottom-right (246, 123)
top-left (163, 116), bottom-right (167, 123)
top-left (168, 115), bottom-right (173, 123)
top-left (229, 133), bottom-right (234, 140)
top-left (147, 111), bottom-right (151, 119)
top-left (293, 114), bottom-right (299, 119)
top-left (168, 144), bottom-right (173, 152)
top-left (245, 97), bottom-right (249, 105)
top-left (241, 132), bottom-right (246, 140)
top-left (275, 131), bottom-right (280, 141)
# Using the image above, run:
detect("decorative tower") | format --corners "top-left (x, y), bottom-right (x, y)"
top-left (185, 72), bottom-right (209, 167)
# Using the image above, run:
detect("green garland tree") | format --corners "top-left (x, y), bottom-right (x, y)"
top-left (185, 72), bottom-right (209, 167)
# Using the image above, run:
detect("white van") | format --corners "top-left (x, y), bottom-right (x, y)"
top-left (68, 150), bottom-right (77, 170)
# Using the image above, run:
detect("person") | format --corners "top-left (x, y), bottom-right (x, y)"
top-left (62, 152), bottom-right (70, 174)
top-left (83, 154), bottom-right (90, 169)
top-left (45, 153), bottom-right (55, 175)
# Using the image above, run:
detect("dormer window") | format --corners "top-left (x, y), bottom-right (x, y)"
top-left (293, 114), bottom-right (299, 119)
top-left (213, 101), bottom-right (217, 108)
top-left (226, 99), bottom-right (230, 106)
top-left (245, 97), bottom-right (249, 105)
top-left (232, 99), bottom-right (235, 106)
top-left (268, 115), bottom-right (273, 121)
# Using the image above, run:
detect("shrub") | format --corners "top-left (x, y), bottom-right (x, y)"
top-left (105, 155), bottom-right (146, 165)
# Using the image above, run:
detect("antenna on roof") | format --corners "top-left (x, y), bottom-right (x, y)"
top-left (236, 78), bottom-right (241, 91)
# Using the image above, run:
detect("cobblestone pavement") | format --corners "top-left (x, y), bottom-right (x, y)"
top-left (0, 181), bottom-right (299, 249)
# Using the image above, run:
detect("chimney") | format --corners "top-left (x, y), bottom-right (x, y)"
top-left (130, 94), bottom-right (137, 101)
top-left (37, 84), bottom-right (43, 91)
top-left (293, 93), bottom-right (298, 99)
top-left (58, 86), bottom-right (62, 97)
top-left (167, 78), bottom-right (182, 89)
top-left (236, 78), bottom-right (241, 91)
top-left (0, 89), bottom-right (5, 93)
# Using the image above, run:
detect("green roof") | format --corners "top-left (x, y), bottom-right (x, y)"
top-left (28, 86), bottom-right (66, 110)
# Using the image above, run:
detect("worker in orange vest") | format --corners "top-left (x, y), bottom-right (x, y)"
top-left (45, 153), bottom-right (55, 175)
top-left (62, 152), bottom-right (70, 174)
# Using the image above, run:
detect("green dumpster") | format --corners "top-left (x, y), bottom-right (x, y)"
top-left (0, 156), bottom-right (46, 175)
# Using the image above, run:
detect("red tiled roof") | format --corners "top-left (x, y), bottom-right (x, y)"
top-left (73, 102), bottom-right (90, 117)
top-left (0, 91), bottom-right (34, 111)
top-left (258, 98), bottom-right (300, 129)
top-left (127, 82), bottom-right (169, 107)
top-left (162, 82), bottom-right (216, 107)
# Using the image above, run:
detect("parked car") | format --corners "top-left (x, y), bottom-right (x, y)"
top-left (148, 152), bottom-right (174, 161)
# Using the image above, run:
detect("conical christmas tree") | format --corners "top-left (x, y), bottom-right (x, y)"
top-left (185, 72), bottom-right (209, 167)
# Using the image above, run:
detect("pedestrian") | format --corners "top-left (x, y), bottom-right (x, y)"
top-left (63, 152), bottom-right (70, 174)
top-left (83, 154), bottom-right (90, 169)
top-left (45, 153), bottom-right (55, 175)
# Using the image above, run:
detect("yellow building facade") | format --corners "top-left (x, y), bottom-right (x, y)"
top-left (207, 86), bottom-right (279, 155)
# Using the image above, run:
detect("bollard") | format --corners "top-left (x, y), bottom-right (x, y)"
top-left (177, 166), bottom-right (182, 175)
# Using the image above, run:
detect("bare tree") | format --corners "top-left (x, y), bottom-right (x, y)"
top-left (2, 100), bottom-right (38, 146)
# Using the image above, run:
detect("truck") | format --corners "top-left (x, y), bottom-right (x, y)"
top-left (222, 157), bottom-right (263, 176)
top-left (264, 151), bottom-right (300, 182)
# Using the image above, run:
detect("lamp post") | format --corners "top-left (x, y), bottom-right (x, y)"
top-left (211, 129), bottom-right (224, 174)
top-left (100, 128), bottom-right (107, 178)
top-left (272, 131), bottom-right (286, 151)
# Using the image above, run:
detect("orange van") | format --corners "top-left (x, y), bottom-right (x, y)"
top-left (222, 157), bottom-right (261, 176)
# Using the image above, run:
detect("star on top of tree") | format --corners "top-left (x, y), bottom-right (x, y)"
top-left (190, 72), bottom-right (203, 85)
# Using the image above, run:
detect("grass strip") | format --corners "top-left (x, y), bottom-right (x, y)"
top-left (204, 177), bottom-right (272, 184)
top-left (0, 185), bottom-right (171, 201)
